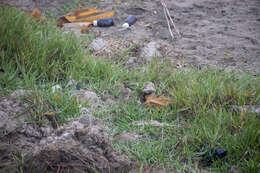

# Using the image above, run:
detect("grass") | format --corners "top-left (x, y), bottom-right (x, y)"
top-left (0, 7), bottom-right (259, 172)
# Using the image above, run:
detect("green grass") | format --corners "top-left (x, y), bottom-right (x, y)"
top-left (105, 64), bottom-right (260, 172)
top-left (0, 7), bottom-right (259, 172)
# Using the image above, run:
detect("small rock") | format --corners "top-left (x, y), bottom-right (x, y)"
top-left (140, 41), bottom-right (162, 60)
top-left (140, 82), bottom-right (156, 103)
top-left (90, 38), bottom-right (109, 52)
top-left (114, 132), bottom-right (139, 143)
top-left (142, 82), bottom-right (156, 94)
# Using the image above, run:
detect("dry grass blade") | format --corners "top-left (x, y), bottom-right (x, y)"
top-left (160, 0), bottom-right (180, 39)
top-left (163, 5), bottom-right (174, 40)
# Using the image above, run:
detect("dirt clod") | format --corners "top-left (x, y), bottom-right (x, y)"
top-left (25, 114), bottom-right (131, 173)
top-left (0, 96), bottom-right (131, 172)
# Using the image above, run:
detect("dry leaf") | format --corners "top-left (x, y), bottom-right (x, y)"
top-left (144, 93), bottom-right (169, 108)
top-left (31, 8), bottom-right (42, 21)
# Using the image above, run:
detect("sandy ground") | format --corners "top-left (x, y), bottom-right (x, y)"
top-left (1, 0), bottom-right (259, 74)
top-left (97, 0), bottom-right (260, 74)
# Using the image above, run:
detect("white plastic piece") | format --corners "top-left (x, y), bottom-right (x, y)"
top-left (122, 23), bottom-right (130, 28)
top-left (52, 85), bottom-right (61, 93)
top-left (93, 20), bottom-right (98, 26)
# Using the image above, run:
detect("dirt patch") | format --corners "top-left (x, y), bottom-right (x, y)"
top-left (0, 96), bottom-right (131, 172)
top-left (96, 0), bottom-right (260, 74)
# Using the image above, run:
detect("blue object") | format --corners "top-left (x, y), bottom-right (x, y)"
top-left (214, 149), bottom-right (227, 159)
top-left (199, 147), bottom-right (227, 166)
top-left (125, 15), bottom-right (137, 26)
top-left (94, 18), bottom-right (114, 27)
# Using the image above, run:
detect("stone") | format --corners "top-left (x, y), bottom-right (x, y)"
top-left (142, 82), bottom-right (156, 95)
top-left (140, 41), bottom-right (162, 60)
top-left (140, 82), bottom-right (156, 103)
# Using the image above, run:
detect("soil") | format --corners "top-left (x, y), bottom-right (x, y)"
top-left (96, 0), bottom-right (260, 75)
top-left (0, 95), bottom-right (132, 172)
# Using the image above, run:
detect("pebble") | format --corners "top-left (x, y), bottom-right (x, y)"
top-left (142, 82), bottom-right (156, 95)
